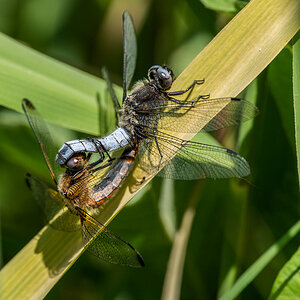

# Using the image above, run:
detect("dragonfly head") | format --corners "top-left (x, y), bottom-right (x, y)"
top-left (148, 65), bottom-right (174, 91)
top-left (65, 153), bottom-right (87, 171)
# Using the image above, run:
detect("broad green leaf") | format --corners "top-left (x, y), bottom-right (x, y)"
top-left (0, 33), bottom-right (120, 135)
top-left (269, 247), bottom-right (300, 299)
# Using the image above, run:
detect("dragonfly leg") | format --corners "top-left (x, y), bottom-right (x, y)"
top-left (167, 93), bottom-right (210, 105)
top-left (166, 79), bottom-right (210, 105)
top-left (87, 160), bottom-right (115, 174)
top-left (71, 156), bottom-right (114, 181)
top-left (152, 118), bottom-right (164, 169)
top-left (155, 138), bottom-right (163, 169)
top-left (166, 79), bottom-right (205, 96)
top-left (87, 137), bottom-right (112, 160)
top-left (86, 158), bottom-right (106, 170)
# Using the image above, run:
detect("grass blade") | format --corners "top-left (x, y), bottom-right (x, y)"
top-left (293, 36), bottom-right (300, 189)
top-left (0, 33), bottom-right (120, 135)
top-left (161, 183), bottom-right (202, 300)
top-left (269, 245), bottom-right (300, 299)
top-left (219, 220), bottom-right (300, 300)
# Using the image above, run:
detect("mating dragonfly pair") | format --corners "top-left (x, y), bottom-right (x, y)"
top-left (24, 11), bottom-right (258, 268)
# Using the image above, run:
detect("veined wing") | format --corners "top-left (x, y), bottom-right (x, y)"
top-left (26, 173), bottom-right (81, 231)
top-left (22, 99), bottom-right (61, 185)
top-left (122, 10), bottom-right (137, 102)
top-left (100, 12), bottom-right (137, 124)
top-left (135, 97), bottom-right (258, 133)
top-left (70, 147), bottom-right (136, 209)
top-left (138, 130), bottom-right (250, 180)
top-left (77, 207), bottom-right (144, 267)
top-left (101, 66), bottom-right (122, 126)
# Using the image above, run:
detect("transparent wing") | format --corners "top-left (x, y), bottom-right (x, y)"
top-left (101, 66), bottom-right (122, 126)
top-left (64, 160), bottom-right (115, 208)
top-left (77, 207), bottom-right (144, 267)
top-left (69, 148), bottom-right (136, 208)
top-left (135, 97), bottom-right (258, 133)
top-left (122, 10), bottom-right (137, 101)
top-left (22, 99), bottom-right (61, 184)
top-left (96, 92), bottom-right (111, 136)
top-left (138, 130), bottom-right (250, 180)
top-left (25, 173), bottom-right (81, 231)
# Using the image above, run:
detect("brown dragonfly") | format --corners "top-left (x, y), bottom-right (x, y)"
top-left (23, 98), bottom-right (144, 267)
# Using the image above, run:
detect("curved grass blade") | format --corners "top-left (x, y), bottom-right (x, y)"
top-left (269, 245), bottom-right (300, 299)
top-left (293, 36), bottom-right (300, 189)
top-left (219, 220), bottom-right (300, 300)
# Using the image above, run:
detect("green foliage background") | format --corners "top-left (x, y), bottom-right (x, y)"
top-left (0, 0), bottom-right (299, 299)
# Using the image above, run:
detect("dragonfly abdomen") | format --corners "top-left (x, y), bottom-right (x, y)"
top-left (56, 127), bottom-right (132, 166)
top-left (88, 147), bottom-right (137, 208)
top-left (97, 127), bottom-right (132, 153)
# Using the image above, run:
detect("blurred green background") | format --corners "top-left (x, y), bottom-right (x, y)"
top-left (0, 0), bottom-right (299, 299)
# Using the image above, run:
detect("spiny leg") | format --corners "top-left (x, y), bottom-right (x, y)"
top-left (87, 137), bottom-right (113, 161)
top-left (167, 93), bottom-right (210, 105)
top-left (167, 79), bottom-right (204, 96)
top-left (86, 160), bottom-right (115, 174)
top-left (153, 117), bottom-right (164, 169)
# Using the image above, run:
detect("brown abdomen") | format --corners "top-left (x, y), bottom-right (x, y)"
top-left (88, 147), bottom-right (137, 208)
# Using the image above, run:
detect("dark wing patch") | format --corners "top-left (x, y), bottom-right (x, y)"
top-left (77, 207), bottom-right (144, 267)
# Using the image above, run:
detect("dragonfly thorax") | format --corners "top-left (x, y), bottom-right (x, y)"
top-left (120, 77), bottom-right (169, 139)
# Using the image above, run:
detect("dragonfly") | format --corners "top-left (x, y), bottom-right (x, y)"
top-left (55, 11), bottom-right (258, 190)
top-left (22, 98), bottom-right (144, 267)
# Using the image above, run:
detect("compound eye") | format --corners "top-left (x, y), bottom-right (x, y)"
top-left (148, 66), bottom-right (159, 81)
top-left (66, 155), bottom-right (85, 169)
top-left (157, 67), bottom-right (173, 89)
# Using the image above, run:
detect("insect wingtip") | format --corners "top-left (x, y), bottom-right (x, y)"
top-left (22, 98), bottom-right (34, 111)
top-left (226, 148), bottom-right (237, 155)
top-left (137, 253), bottom-right (145, 267)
